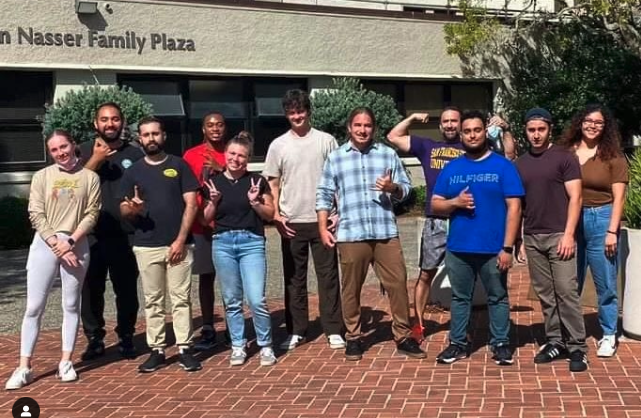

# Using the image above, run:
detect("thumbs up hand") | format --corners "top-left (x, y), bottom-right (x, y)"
top-left (455, 186), bottom-right (475, 211)
top-left (374, 168), bottom-right (396, 193)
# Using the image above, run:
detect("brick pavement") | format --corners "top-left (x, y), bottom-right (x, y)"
top-left (1, 265), bottom-right (641, 418)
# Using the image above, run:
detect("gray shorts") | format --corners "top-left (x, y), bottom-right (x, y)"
top-left (192, 233), bottom-right (215, 275)
top-left (419, 217), bottom-right (448, 271)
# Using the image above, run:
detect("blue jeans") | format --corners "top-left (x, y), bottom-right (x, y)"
top-left (445, 251), bottom-right (510, 348)
top-left (212, 230), bottom-right (272, 348)
top-left (577, 204), bottom-right (619, 336)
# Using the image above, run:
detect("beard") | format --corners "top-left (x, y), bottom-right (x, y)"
top-left (442, 130), bottom-right (459, 142)
top-left (143, 141), bottom-right (164, 156)
top-left (462, 140), bottom-right (488, 156)
top-left (97, 126), bottom-right (123, 143)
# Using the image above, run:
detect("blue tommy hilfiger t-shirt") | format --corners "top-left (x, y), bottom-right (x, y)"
top-left (432, 152), bottom-right (524, 254)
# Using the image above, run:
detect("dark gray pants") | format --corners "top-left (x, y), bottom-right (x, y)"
top-left (524, 233), bottom-right (587, 353)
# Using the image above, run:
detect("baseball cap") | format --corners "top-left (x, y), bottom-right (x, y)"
top-left (524, 108), bottom-right (552, 124)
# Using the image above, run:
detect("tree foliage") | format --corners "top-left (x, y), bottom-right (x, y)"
top-left (311, 78), bottom-right (402, 144)
top-left (42, 85), bottom-right (153, 144)
top-left (625, 148), bottom-right (641, 229)
top-left (444, 2), bottom-right (641, 151)
top-left (501, 20), bottom-right (641, 149)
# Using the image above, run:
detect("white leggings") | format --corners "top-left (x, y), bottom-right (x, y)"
top-left (20, 233), bottom-right (90, 357)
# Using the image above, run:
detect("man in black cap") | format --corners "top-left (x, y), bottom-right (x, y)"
top-left (515, 107), bottom-right (589, 372)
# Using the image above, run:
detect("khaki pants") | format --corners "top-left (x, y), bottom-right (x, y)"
top-left (337, 238), bottom-right (411, 342)
top-left (524, 233), bottom-right (587, 352)
top-left (133, 245), bottom-right (194, 349)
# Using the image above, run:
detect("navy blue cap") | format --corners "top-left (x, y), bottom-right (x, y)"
top-left (525, 108), bottom-right (552, 124)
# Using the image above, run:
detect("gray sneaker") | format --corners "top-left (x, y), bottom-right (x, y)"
top-left (259, 347), bottom-right (277, 366)
top-left (229, 346), bottom-right (247, 366)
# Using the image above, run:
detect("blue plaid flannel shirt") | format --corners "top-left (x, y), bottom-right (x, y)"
top-left (316, 141), bottom-right (411, 242)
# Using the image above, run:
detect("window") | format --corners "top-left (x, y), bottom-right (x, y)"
top-left (405, 83), bottom-right (444, 140)
top-left (119, 75), bottom-right (306, 160)
top-left (252, 80), bottom-right (305, 158)
top-left (187, 79), bottom-right (247, 149)
top-left (0, 71), bottom-right (53, 169)
top-left (450, 84), bottom-right (492, 114)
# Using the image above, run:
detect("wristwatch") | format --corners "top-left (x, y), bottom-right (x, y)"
top-left (67, 237), bottom-right (76, 248)
top-left (502, 246), bottom-right (513, 254)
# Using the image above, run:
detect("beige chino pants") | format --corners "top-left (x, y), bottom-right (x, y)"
top-left (133, 245), bottom-right (194, 349)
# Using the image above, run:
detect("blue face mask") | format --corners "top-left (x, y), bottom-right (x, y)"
top-left (487, 125), bottom-right (502, 141)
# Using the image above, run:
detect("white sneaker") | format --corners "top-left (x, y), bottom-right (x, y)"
top-left (5, 367), bottom-right (33, 390)
top-left (597, 335), bottom-right (617, 357)
top-left (57, 360), bottom-right (78, 382)
top-left (328, 334), bottom-right (346, 349)
top-left (229, 346), bottom-right (247, 366)
top-left (259, 347), bottom-right (277, 366)
top-left (279, 334), bottom-right (306, 350)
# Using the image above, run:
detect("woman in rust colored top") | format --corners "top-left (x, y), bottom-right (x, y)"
top-left (561, 104), bottom-right (628, 358)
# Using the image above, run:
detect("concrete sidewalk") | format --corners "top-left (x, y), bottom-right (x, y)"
top-left (0, 217), bottom-right (423, 335)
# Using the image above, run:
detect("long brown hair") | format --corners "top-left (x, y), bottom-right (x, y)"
top-left (559, 104), bottom-right (623, 161)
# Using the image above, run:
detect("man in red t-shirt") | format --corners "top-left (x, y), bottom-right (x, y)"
top-left (183, 112), bottom-right (227, 350)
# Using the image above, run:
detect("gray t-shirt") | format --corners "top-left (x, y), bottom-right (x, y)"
top-left (263, 128), bottom-right (338, 223)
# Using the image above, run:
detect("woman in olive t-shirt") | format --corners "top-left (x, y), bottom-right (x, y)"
top-left (561, 104), bottom-right (628, 358)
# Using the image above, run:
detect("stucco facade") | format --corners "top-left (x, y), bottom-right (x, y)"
top-left (0, 0), bottom-right (466, 78)
top-left (0, 0), bottom-right (501, 196)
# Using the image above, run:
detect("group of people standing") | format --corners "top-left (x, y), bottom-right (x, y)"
top-left (4, 88), bottom-right (628, 390)
top-left (395, 105), bottom-right (627, 373)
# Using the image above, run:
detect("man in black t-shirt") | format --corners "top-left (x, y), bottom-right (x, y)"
top-left (516, 108), bottom-right (588, 373)
top-left (119, 116), bottom-right (201, 373)
top-left (79, 102), bottom-right (143, 361)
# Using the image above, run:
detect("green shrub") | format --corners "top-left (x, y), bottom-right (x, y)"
top-left (311, 78), bottom-right (402, 145)
top-left (413, 185), bottom-right (427, 211)
top-left (42, 85), bottom-right (153, 144)
top-left (0, 196), bottom-right (33, 250)
top-left (624, 149), bottom-right (641, 229)
top-left (394, 185), bottom-right (426, 216)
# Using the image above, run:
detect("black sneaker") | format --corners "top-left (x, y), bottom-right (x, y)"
top-left (138, 350), bottom-right (165, 373)
top-left (81, 338), bottom-right (105, 361)
top-left (397, 338), bottom-right (427, 359)
top-left (568, 350), bottom-right (588, 372)
top-left (345, 340), bottom-right (364, 361)
top-left (118, 337), bottom-right (138, 359)
top-left (492, 344), bottom-right (514, 366)
top-left (436, 344), bottom-right (469, 364)
top-left (178, 349), bottom-right (203, 372)
top-left (194, 328), bottom-right (217, 351)
top-left (534, 343), bottom-right (566, 364)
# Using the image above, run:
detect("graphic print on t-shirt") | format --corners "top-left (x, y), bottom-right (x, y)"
top-left (430, 147), bottom-right (465, 170)
top-left (52, 178), bottom-right (79, 201)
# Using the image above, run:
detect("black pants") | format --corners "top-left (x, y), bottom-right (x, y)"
top-left (81, 235), bottom-right (139, 341)
top-left (281, 222), bottom-right (343, 336)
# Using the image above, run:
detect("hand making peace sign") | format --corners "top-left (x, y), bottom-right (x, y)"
top-left (203, 179), bottom-right (222, 204)
top-left (247, 177), bottom-right (263, 204)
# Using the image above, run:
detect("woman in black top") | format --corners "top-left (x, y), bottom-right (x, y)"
top-left (202, 132), bottom-right (276, 367)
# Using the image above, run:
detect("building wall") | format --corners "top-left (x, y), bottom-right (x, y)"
top-left (0, 0), bottom-right (499, 197)
top-left (0, 0), bottom-right (470, 78)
